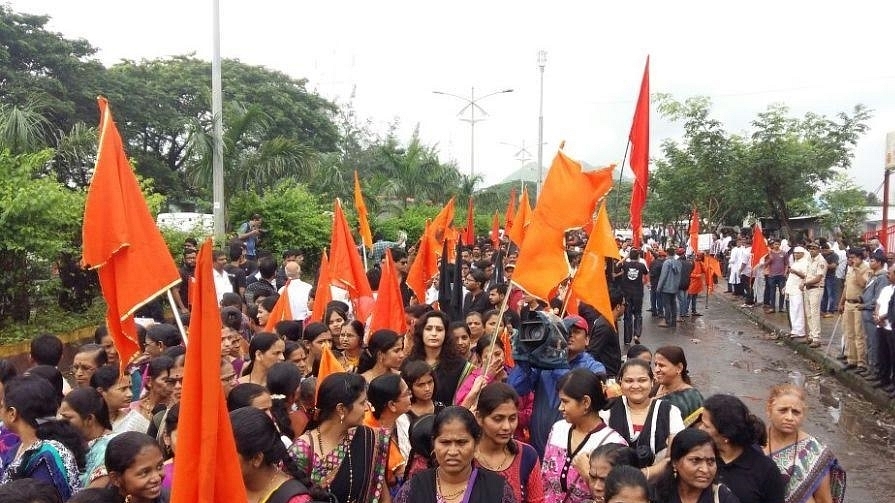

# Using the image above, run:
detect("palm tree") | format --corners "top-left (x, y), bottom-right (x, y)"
top-left (0, 102), bottom-right (51, 154)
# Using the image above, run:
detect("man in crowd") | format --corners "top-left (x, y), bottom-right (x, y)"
top-left (862, 251), bottom-right (889, 381)
top-left (282, 260), bottom-right (312, 322)
top-left (656, 247), bottom-right (682, 328)
top-left (237, 213), bottom-right (264, 262)
top-left (802, 243), bottom-right (828, 348)
top-left (212, 249), bottom-right (233, 303)
top-left (840, 249), bottom-right (871, 373)
top-left (763, 239), bottom-right (787, 313)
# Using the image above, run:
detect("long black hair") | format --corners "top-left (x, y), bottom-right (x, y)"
top-left (315, 373), bottom-right (367, 422)
top-left (242, 332), bottom-right (280, 377)
top-left (226, 383), bottom-right (269, 412)
top-left (357, 329), bottom-right (402, 374)
top-left (702, 394), bottom-right (767, 447)
top-left (267, 362), bottom-right (303, 439)
top-left (475, 382), bottom-right (519, 454)
top-left (368, 373), bottom-right (403, 420)
top-left (408, 311), bottom-right (464, 370)
top-left (62, 387), bottom-right (113, 432)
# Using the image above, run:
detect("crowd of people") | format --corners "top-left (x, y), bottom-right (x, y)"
top-left (0, 223), bottom-right (852, 503)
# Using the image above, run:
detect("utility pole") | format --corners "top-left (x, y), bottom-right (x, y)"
top-left (433, 87), bottom-right (514, 178)
top-left (537, 50), bottom-right (547, 201)
top-left (211, 0), bottom-right (225, 242)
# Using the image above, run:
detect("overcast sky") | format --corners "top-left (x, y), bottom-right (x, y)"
top-left (11, 0), bottom-right (895, 195)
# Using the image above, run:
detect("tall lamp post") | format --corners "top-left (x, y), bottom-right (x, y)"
top-left (433, 87), bottom-right (514, 178)
top-left (211, 0), bottom-right (225, 241)
top-left (536, 50), bottom-right (547, 201)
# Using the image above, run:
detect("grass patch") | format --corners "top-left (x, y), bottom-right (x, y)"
top-left (0, 300), bottom-right (105, 345)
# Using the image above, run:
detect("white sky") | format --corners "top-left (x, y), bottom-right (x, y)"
top-left (10, 0), bottom-right (895, 195)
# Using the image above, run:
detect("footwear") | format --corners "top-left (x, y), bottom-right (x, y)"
top-left (865, 374), bottom-right (881, 383)
top-left (789, 334), bottom-right (806, 339)
top-left (854, 366), bottom-right (870, 375)
top-left (808, 340), bottom-right (822, 348)
top-left (843, 363), bottom-right (857, 370)
top-left (836, 355), bottom-right (848, 362)
top-left (632, 337), bottom-right (641, 345)
top-left (692, 312), bottom-right (703, 317)
top-left (822, 313), bottom-right (834, 318)
top-left (681, 313), bottom-right (690, 317)
top-left (657, 321), bottom-right (669, 328)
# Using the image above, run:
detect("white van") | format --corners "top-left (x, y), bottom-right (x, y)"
top-left (156, 212), bottom-right (214, 233)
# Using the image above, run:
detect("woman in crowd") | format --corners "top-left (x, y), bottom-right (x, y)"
top-left (91, 366), bottom-right (150, 434)
top-left (302, 322), bottom-right (334, 376)
top-left (699, 394), bottom-right (784, 503)
top-left (394, 406), bottom-right (516, 503)
top-left (542, 369), bottom-right (626, 503)
top-left (581, 444), bottom-right (638, 503)
top-left (474, 383), bottom-right (544, 503)
top-left (257, 295), bottom-right (279, 329)
top-left (0, 375), bottom-right (84, 500)
top-left (601, 359), bottom-right (684, 469)
top-left (652, 346), bottom-right (704, 422)
top-left (289, 372), bottom-right (389, 503)
top-left (407, 311), bottom-right (473, 405)
top-left (160, 402), bottom-right (179, 492)
top-left (653, 428), bottom-right (739, 503)
top-left (325, 305), bottom-right (349, 339)
top-left (402, 413), bottom-right (436, 481)
top-left (239, 332), bottom-right (285, 387)
top-left (58, 387), bottom-right (115, 488)
top-left (482, 309), bottom-right (501, 338)
top-left (763, 384), bottom-right (846, 503)
top-left (284, 341), bottom-right (310, 377)
top-left (603, 465), bottom-right (650, 503)
top-left (132, 356), bottom-right (175, 422)
top-left (465, 312), bottom-right (486, 348)
top-left (338, 320), bottom-right (365, 373)
top-left (365, 373), bottom-right (412, 490)
top-left (449, 321), bottom-right (473, 362)
top-left (290, 377), bottom-right (317, 438)
top-left (227, 383), bottom-right (273, 414)
top-left (626, 345), bottom-right (652, 363)
top-left (358, 329), bottom-right (406, 383)
top-left (455, 336), bottom-right (508, 409)
top-left (222, 307), bottom-right (248, 376)
top-left (105, 432), bottom-right (168, 503)
top-left (396, 360), bottom-right (445, 460)
top-left (231, 406), bottom-right (312, 503)
top-left (267, 362), bottom-right (304, 441)
top-left (220, 358), bottom-right (238, 399)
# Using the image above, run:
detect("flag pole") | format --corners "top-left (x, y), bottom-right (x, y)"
top-left (482, 284), bottom-right (514, 380)
top-left (362, 244), bottom-right (369, 272)
top-left (611, 141), bottom-right (631, 230)
top-left (560, 276), bottom-right (575, 318)
top-left (167, 289), bottom-right (189, 346)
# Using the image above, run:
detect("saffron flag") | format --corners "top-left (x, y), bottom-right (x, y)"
top-left (751, 223), bottom-right (769, 273)
top-left (490, 212), bottom-right (501, 249)
top-left (499, 327), bottom-right (515, 367)
top-left (512, 150), bottom-right (614, 300)
top-left (571, 202), bottom-right (617, 326)
top-left (171, 239), bottom-right (247, 502)
top-left (504, 187), bottom-right (517, 233)
top-left (369, 249), bottom-right (407, 340)
top-left (263, 280), bottom-right (293, 332)
top-left (329, 199), bottom-right (374, 321)
top-left (506, 186), bottom-right (533, 246)
top-left (704, 255), bottom-right (723, 293)
top-left (82, 97), bottom-right (180, 372)
top-left (406, 220), bottom-right (438, 304)
top-left (629, 56), bottom-right (650, 248)
top-left (311, 250), bottom-right (333, 322)
top-left (464, 197), bottom-right (475, 245)
top-left (316, 345), bottom-right (345, 402)
top-left (428, 198), bottom-right (457, 253)
top-left (689, 207), bottom-right (700, 253)
top-left (353, 171), bottom-right (373, 250)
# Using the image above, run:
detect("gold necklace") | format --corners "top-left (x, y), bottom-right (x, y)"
top-left (475, 446), bottom-right (510, 471)
top-left (436, 468), bottom-right (469, 500)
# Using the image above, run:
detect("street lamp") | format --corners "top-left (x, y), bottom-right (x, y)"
top-left (536, 50), bottom-right (547, 201)
top-left (433, 87), bottom-right (514, 178)
top-left (500, 140), bottom-right (534, 192)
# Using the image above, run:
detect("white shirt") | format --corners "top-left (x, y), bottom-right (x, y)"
top-left (212, 268), bottom-right (233, 303)
top-left (876, 284), bottom-right (895, 331)
top-left (281, 279), bottom-right (312, 321)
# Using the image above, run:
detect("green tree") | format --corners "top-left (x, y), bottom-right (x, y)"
top-left (818, 173), bottom-right (869, 241)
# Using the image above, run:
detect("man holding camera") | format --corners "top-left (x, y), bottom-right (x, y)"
top-left (237, 213), bottom-right (264, 261)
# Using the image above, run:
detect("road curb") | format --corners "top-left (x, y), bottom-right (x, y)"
top-left (731, 301), bottom-right (895, 413)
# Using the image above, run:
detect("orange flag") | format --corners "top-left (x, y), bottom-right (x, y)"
top-left (512, 151), bottom-right (614, 300)
top-left (507, 186), bottom-right (533, 246)
top-left (629, 56), bottom-right (650, 248)
top-left (464, 197), bottom-right (475, 245)
top-left (490, 212), bottom-right (501, 249)
top-left (406, 221), bottom-right (438, 304)
top-left (263, 281), bottom-right (293, 332)
top-left (316, 344), bottom-right (345, 402)
top-left (689, 207), bottom-right (700, 253)
top-left (571, 202), bottom-right (616, 326)
top-left (428, 198), bottom-right (457, 253)
top-left (82, 97), bottom-right (180, 372)
top-left (353, 171), bottom-right (373, 250)
top-left (751, 223), bottom-right (769, 273)
top-left (329, 199), bottom-right (374, 321)
top-left (311, 250), bottom-right (333, 322)
top-left (504, 187), bottom-right (517, 233)
top-left (704, 255), bottom-right (723, 293)
top-left (499, 327), bottom-right (515, 367)
top-left (369, 249), bottom-right (408, 341)
top-left (171, 239), bottom-right (247, 502)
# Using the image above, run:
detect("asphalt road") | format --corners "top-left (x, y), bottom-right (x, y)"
top-left (635, 294), bottom-right (895, 503)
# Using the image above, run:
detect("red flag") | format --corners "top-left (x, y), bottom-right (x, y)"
top-left (464, 196), bottom-right (475, 245)
top-left (512, 151), bottom-right (614, 300)
top-left (571, 202), bottom-right (617, 326)
top-left (504, 187), bottom-right (517, 233)
top-left (689, 207), bottom-right (699, 253)
top-left (353, 171), bottom-right (373, 250)
top-left (406, 221), bottom-right (438, 304)
top-left (329, 199), bottom-right (374, 321)
top-left (506, 186), bottom-right (533, 246)
top-left (171, 239), bottom-right (247, 502)
top-left (82, 97), bottom-right (180, 372)
top-left (629, 56), bottom-right (650, 248)
top-left (311, 250), bottom-right (333, 322)
top-left (751, 223), bottom-right (769, 272)
top-left (316, 345), bottom-right (345, 402)
top-left (490, 212), bottom-right (501, 249)
top-left (369, 249), bottom-right (408, 340)
top-left (263, 280), bottom-right (293, 332)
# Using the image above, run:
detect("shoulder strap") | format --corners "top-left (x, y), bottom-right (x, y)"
top-left (713, 483), bottom-right (720, 503)
top-left (266, 479), bottom-right (309, 503)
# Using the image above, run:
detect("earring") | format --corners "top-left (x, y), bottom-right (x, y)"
top-left (339, 414), bottom-right (344, 424)
top-left (673, 469), bottom-right (678, 479)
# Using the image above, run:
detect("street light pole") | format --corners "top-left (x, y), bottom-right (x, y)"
top-left (536, 50), bottom-right (546, 201)
top-left (211, 0), bottom-right (225, 242)
top-left (433, 87), bottom-right (514, 178)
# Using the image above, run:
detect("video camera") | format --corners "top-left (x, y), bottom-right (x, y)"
top-left (512, 310), bottom-right (570, 370)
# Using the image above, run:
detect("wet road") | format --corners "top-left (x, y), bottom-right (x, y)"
top-left (636, 295), bottom-right (895, 502)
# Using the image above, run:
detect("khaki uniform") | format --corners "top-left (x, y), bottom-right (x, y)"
top-left (842, 262), bottom-right (871, 366)
top-left (804, 253), bottom-right (827, 341)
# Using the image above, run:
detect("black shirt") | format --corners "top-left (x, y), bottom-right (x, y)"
top-left (716, 444), bottom-right (785, 503)
top-left (616, 260), bottom-right (648, 298)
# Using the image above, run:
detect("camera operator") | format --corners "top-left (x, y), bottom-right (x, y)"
top-left (237, 213), bottom-right (264, 262)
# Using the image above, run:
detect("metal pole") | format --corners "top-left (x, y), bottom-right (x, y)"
top-left (536, 50), bottom-right (546, 201)
top-left (470, 86), bottom-right (476, 178)
top-left (211, 0), bottom-right (225, 242)
top-left (883, 168), bottom-right (890, 246)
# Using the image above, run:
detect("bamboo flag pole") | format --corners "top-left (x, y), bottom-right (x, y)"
top-left (481, 282), bottom-right (515, 378)
top-left (167, 288), bottom-right (189, 346)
